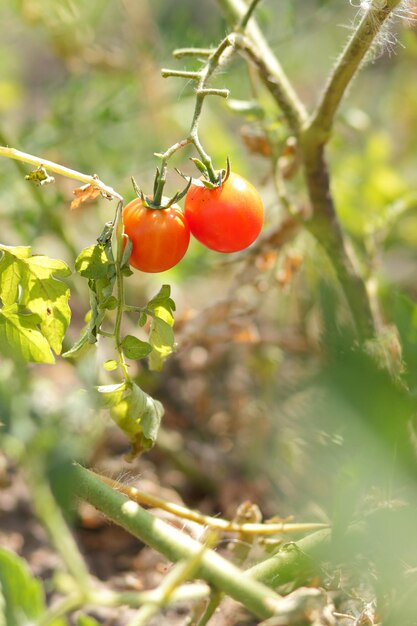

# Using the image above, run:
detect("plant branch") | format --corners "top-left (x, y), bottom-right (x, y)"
top-left (92, 469), bottom-right (328, 536)
top-left (310, 0), bottom-right (403, 137)
top-left (25, 462), bottom-right (91, 590)
top-left (299, 134), bottom-right (377, 341)
top-left (216, 0), bottom-right (307, 133)
top-left (126, 539), bottom-right (216, 626)
top-left (0, 146), bottom-right (123, 202)
top-left (73, 463), bottom-right (284, 621)
top-left (237, 0), bottom-right (264, 31)
top-left (113, 201), bottom-right (131, 381)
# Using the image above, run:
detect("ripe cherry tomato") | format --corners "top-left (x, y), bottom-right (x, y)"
top-left (123, 198), bottom-right (190, 273)
top-left (184, 172), bottom-right (264, 253)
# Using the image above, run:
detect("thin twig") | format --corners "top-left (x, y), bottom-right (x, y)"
top-left (89, 469), bottom-right (328, 536)
top-left (126, 541), bottom-right (215, 626)
top-left (0, 146), bottom-right (123, 202)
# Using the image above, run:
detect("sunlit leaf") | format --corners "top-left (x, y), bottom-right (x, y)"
top-left (103, 359), bottom-right (119, 371)
top-left (121, 335), bottom-right (152, 360)
top-left (0, 246), bottom-right (71, 358)
top-left (75, 245), bottom-right (113, 280)
top-left (98, 381), bottom-right (164, 458)
top-left (0, 305), bottom-right (54, 363)
top-left (148, 316), bottom-right (175, 371)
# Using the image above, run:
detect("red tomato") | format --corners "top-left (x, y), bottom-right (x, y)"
top-left (123, 198), bottom-right (190, 273)
top-left (184, 172), bottom-right (264, 253)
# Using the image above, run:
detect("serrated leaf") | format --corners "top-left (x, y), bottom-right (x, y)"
top-left (121, 335), bottom-right (153, 360)
top-left (98, 381), bottom-right (164, 457)
top-left (0, 548), bottom-right (44, 626)
top-left (75, 245), bottom-right (112, 279)
top-left (0, 246), bottom-right (71, 356)
top-left (0, 305), bottom-right (54, 363)
top-left (148, 316), bottom-right (175, 371)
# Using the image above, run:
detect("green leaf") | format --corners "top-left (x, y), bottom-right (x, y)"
top-left (0, 547), bottom-right (44, 626)
top-left (121, 265), bottom-right (134, 277)
top-left (102, 296), bottom-right (118, 310)
top-left (138, 311), bottom-right (148, 327)
top-left (103, 359), bottom-right (119, 371)
top-left (98, 381), bottom-right (164, 457)
top-left (0, 245), bottom-right (71, 357)
top-left (76, 616), bottom-right (100, 626)
top-left (0, 305), bottom-right (54, 363)
top-left (75, 244), bottom-right (113, 279)
top-left (152, 304), bottom-right (174, 326)
top-left (148, 316), bottom-right (175, 371)
top-left (62, 326), bottom-right (94, 359)
top-left (121, 335), bottom-right (153, 360)
top-left (64, 249), bottom-right (116, 360)
top-left (147, 284), bottom-right (176, 327)
top-left (147, 284), bottom-right (174, 309)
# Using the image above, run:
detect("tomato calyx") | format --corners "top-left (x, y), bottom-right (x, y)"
top-left (130, 175), bottom-right (191, 210)
top-left (177, 156), bottom-right (231, 190)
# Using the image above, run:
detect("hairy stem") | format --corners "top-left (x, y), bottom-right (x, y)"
top-left (311, 0), bottom-right (403, 137)
top-left (299, 133), bottom-right (376, 341)
top-left (0, 146), bottom-right (123, 201)
top-left (218, 0), bottom-right (404, 342)
top-left (216, 0), bottom-right (307, 132)
top-left (113, 201), bottom-right (131, 381)
top-left (73, 463), bottom-right (284, 621)
top-left (25, 462), bottom-right (91, 589)
top-left (93, 469), bottom-right (327, 536)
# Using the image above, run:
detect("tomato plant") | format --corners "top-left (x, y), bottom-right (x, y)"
top-left (123, 198), bottom-right (190, 273)
top-left (184, 172), bottom-right (264, 253)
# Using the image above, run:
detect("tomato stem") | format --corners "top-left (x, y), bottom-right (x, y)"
top-left (161, 68), bottom-right (201, 80)
top-left (173, 47), bottom-right (216, 59)
top-left (113, 201), bottom-right (132, 382)
top-left (157, 35), bottom-right (237, 186)
top-left (237, 0), bottom-right (264, 31)
top-left (0, 146), bottom-right (123, 202)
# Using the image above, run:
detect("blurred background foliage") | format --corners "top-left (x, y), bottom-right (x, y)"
top-left (1, 1), bottom-right (417, 622)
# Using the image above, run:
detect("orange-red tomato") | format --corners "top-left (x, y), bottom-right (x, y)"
top-left (123, 198), bottom-right (190, 273)
top-left (184, 172), bottom-right (264, 253)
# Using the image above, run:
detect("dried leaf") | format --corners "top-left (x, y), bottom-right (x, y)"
top-left (276, 252), bottom-right (303, 287)
top-left (70, 183), bottom-right (101, 210)
top-left (240, 124), bottom-right (271, 157)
